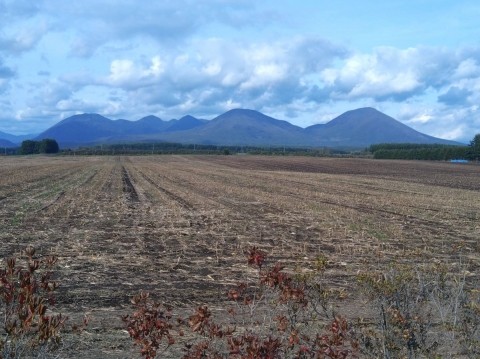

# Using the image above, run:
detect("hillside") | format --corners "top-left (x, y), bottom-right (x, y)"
top-left (0, 130), bottom-right (35, 144)
top-left (0, 138), bottom-right (17, 148)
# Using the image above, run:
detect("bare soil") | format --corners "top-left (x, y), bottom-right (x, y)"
top-left (0, 155), bottom-right (479, 358)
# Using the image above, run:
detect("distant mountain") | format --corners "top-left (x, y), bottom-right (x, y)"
top-left (164, 115), bottom-right (207, 132)
top-left (131, 115), bottom-right (170, 134)
top-left (0, 138), bottom-right (17, 148)
top-left (0, 131), bottom-right (35, 144)
top-left (32, 108), bottom-right (460, 148)
top-left (160, 109), bottom-right (306, 145)
top-left (36, 114), bottom-right (171, 146)
top-left (305, 107), bottom-right (458, 147)
top-left (35, 114), bottom-right (120, 146)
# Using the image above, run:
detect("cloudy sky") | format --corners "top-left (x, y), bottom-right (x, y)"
top-left (0, 0), bottom-right (479, 142)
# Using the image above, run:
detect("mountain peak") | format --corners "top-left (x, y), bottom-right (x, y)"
top-left (328, 107), bottom-right (395, 125)
top-left (138, 115), bottom-right (163, 123)
top-left (164, 115), bottom-right (206, 132)
top-left (223, 108), bottom-right (262, 115)
top-left (306, 107), bottom-right (456, 146)
top-left (59, 113), bottom-right (110, 124)
top-left (347, 107), bottom-right (379, 113)
top-left (213, 108), bottom-right (296, 128)
top-left (178, 115), bottom-right (199, 121)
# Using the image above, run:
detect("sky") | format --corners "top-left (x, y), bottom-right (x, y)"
top-left (0, 0), bottom-right (479, 142)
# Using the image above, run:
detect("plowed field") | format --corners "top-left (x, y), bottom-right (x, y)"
top-left (0, 155), bottom-right (479, 357)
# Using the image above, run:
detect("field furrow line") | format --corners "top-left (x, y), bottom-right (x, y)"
top-left (132, 165), bottom-right (195, 210)
top-left (144, 163), bottom-right (285, 215)
top-left (121, 165), bottom-right (140, 204)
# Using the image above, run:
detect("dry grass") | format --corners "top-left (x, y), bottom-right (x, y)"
top-left (0, 155), bottom-right (479, 358)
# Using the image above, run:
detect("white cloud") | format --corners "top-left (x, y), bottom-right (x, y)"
top-left (202, 62), bottom-right (222, 76)
top-left (81, 37), bottom-right (343, 112)
top-left (108, 60), bottom-right (136, 84)
top-left (435, 126), bottom-right (467, 141)
top-left (408, 112), bottom-right (433, 124)
top-left (314, 45), bottom-right (480, 112)
top-left (320, 47), bottom-right (426, 100)
top-left (240, 63), bottom-right (287, 90)
top-left (103, 56), bottom-right (165, 88)
top-left (453, 58), bottom-right (480, 79)
top-left (397, 104), bottom-right (480, 143)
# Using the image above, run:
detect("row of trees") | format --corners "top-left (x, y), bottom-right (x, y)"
top-left (370, 144), bottom-right (470, 161)
top-left (370, 134), bottom-right (480, 161)
top-left (62, 142), bottom-right (342, 156)
top-left (20, 139), bottom-right (59, 155)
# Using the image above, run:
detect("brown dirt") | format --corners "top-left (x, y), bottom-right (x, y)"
top-left (0, 155), bottom-right (479, 358)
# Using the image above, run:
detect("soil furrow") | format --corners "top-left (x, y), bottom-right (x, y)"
top-left (135, 167), bottom-right (195, 210)
top-left (121, 166), bottom-right (140, 203)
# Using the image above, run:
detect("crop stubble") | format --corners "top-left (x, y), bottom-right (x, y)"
top-left (0, 155), bottom-right (479, 357)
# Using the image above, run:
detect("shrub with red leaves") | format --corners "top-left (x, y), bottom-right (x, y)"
top-left (0, 247), bottom-right (87, 359)
top-left (125, 247), bottom-right (359, 359)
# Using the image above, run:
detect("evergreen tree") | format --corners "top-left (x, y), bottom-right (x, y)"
top-left (20, 140), bottom-right (39, 155)
top-left (39, 139), bottom-right (60, 153)
top-left (468, 134), bottom-right (480, 160)
top-left (19, 139), bottom-right (60, 155)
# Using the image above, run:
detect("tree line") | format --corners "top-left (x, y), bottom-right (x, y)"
top-left (61, 142), bottom-right (345, 156)
top-left (370, 134), bottom-right (480, 161)
top-left (20, 139), bottom-right (59, 155)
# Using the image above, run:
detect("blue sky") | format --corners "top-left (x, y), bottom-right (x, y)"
top-left (0, 0), bottom-right (479, 142)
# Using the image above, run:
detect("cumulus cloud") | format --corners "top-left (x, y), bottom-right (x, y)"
top-left (84, 37), bottom-right (347, 116)
top-left (397, 104), bottom-right (480, 143)
top-left (320, 47), bottom-right (451, 101)
top-left (103, 56), bottom-right (165, 88)
top-left (453, 58), bottom-right (480, 79)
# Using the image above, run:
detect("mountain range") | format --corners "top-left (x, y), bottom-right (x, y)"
top-left (0, 131), bottom-right (34, 147)
top-left (0, 108), bottom-right (460, 149)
